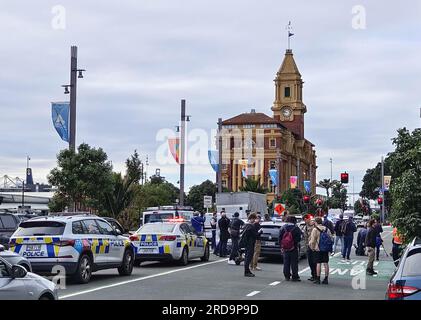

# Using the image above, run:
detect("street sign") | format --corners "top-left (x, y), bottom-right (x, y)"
top-left (203, 196), bottom-right (213, 209)
top-left (274, 203), bottom-right (286, 216)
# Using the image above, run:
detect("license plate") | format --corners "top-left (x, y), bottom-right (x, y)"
top-left (139, 248), bottom-right (158, 254)
top-left (26, 244), bottom-right (41, 251)
top-left (263, 241), bottom-right (276, 246)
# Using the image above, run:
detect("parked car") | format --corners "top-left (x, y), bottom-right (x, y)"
top-left (103, 217), bottom-right (131, 237)
top-left (386, 237), bottom-right (421, 300)
top-left (259, 221), bottom-right (307, 260)
top-left (0, 256), bottom-right (58, 300)
top-left (0, 244), bottom-right (32, 272)
top-left (0, 213), bottom-right (20, 249)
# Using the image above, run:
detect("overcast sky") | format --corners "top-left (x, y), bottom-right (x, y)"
top-left (0, 1), bottom-right (420, 198)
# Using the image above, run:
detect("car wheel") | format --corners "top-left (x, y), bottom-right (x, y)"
top-left (118, 249), bottom-right (134, 276)
top-left (21, 263), bottom-right (31, 272)
top-left (178, 247), bottom-right (189, 266)
top-left (201, 244), bottom-right (210, 262)
top-left (73, 254), bottom-right (92, 284)
top-left (39, 293), bottom-right (54, 301)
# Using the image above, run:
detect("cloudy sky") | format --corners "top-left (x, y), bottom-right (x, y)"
top-left (0, 1), bottom-right (420, 198)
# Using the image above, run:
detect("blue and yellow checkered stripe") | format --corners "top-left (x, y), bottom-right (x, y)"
top-left (9, 237), bottom-right (61, 257)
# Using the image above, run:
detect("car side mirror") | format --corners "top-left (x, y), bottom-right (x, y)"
top-left (11, 265), bottom-right (27, 279)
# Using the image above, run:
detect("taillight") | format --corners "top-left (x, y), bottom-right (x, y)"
top-left (56, 239), bottom-right (75, 247)
top-left (387, 283), bottom-right (419, 299)
top-left (129, 234), bottom-right (140, 241)
top-left (159, 235), bottom-right (177, 241)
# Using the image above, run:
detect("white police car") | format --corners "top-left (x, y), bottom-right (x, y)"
top-left (8, 213), bottom-right (134, 284)
top-left (130, 219), bottom-right (210, 266)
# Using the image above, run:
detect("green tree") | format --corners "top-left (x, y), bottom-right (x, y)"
top-left (239, 178), bottom-right (268, 194)
top-left (330, 180), bottom-right (347, 210)
top-left (186, 180), bottom-right (217, 211)
top-left (354, 199), bottom-right (371, 216)
top-left (280, 188), bottom-right (305, 214)
top-left (317, 179), bottom-right (333, 198)
top-left (48, 143), bottom-right (113, 211)
top-left (134, 178), bottom-right (180, 211)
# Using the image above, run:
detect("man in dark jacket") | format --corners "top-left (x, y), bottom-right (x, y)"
top-left (218, 212), bottom-right (230, 258)
top-left (341, 216), bottom-right (357, 260)
top-left (279, 215), bottom-right (302, 281)
top-left (191, 212), bottom-right (206, 233)
top-left (228, 212), bottom-right (245, 264)
top-left (240, 213), bottom-right (258, 277)
top-left (332, 214), bottom-right (345, 256)
top-left (365, 219), bottom-right (378, 275)
top-left (356, 224), bottom-right (368, 256)
top-left (374, 219), bottom-right (383, 261)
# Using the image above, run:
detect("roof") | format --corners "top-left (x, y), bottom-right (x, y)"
top-left (276, 49), bottom-right (301, 77)
top-left (222, 112), bottom-right (282, 126)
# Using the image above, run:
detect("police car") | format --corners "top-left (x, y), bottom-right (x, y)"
top-left (8, 213), bottom-right (135, 284)
top-left (130, 219), bottom-right (210, 266)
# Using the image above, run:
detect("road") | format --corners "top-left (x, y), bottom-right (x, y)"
top-left (58, 226), bottom-right (395, 300)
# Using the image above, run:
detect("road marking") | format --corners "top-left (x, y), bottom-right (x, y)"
top-left (246, 291), bottom-right (260, 297)
top-left (269, 281), bottom-right (281, 286)
top-left (60, 258), bottom-right (229, 299)
top-left (298, 267), bottom-right (310, 274)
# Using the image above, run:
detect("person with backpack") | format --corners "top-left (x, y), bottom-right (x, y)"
top-left (365, 219), bottom-right (378, 275)
top-left (239, 213), bottom-right (258, 277)
top-left (309, 216), bottom-right (333, 284)
top-left (228, 212), bottom-right (245, 265)
top-left (332, 214), bottom-right (345, 256)
top-left (279, 215), bottom-right (302, 281)
top-left (218, 212), bottom-right (230, 258)
top-left (303, 214), bottom-right (317, 281)
top-left (341, 216), bottom-right (357, 261)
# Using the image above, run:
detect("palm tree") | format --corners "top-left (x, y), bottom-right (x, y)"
top-left (317, 179), bottom-right (333, 198)
top-left (240, 178), bottom-right (268, 194)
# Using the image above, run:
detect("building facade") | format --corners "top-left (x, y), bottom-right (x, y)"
top-left (219, 49), bottom-right (317, 201)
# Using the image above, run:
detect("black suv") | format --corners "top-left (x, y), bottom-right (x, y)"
top-left (0, 213), bottom-right (20, 249)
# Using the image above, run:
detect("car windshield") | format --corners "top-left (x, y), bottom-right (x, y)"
top-left (0, 215), bottom-right (17, 229)
top-left (137, 223), bottom-right (176, 234)
top-left (14, 221), bottom-right (66, 236)
top-left (144, 213), bottom-right (175, 224)
top-left (402, 248), bottom-right (421, 277)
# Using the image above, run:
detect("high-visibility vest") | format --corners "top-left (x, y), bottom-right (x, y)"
top-left (393, 227), bottom-right (403, 245)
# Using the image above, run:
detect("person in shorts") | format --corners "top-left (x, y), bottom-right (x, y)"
top-left (309, 217), bottom-right (333, 285)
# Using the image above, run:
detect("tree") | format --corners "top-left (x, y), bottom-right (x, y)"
top-left (317, 179), bottom-right (333, 198)
top-left (239, 178), bottom-right (268, 194)
top-left (354, 199), bottom-right (371, 216)
top-left (48, 143), bottom-right (113, 211)
top-left (330, 180), bottom-right (347, 210)
top-left (186, 180), bottom-right (217, 211)
top-left (134, 178), bottom-right (180, 211)
top-left (280, 188), bottom-right (305, 214)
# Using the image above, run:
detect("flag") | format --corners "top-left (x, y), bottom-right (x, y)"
top-left (290, 176), bottom-right (298, 189)
top-left (304, 180), bottom-right (311, 193)
top-left (168, 138), bottom-right (180, 164)
top-left (51, 102), bottom-right (70, 142)
top-left (269, 169), bottom-right (278, 186)
top-left (287, 21), bottom-right (294, 37)
top-left (384, 176), bottom-right (392, 191)
top-left (208, 150), bottom-right (219, 172)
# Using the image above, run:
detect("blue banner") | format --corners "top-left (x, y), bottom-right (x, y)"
top-left (269, 169), bottom-right (278, 186)
top-left (304, 180), bottom-right (311, 193)
top-left (52, 102), bottom-right (70, 142)
top-left (208, 150), bottom-right (219, 172)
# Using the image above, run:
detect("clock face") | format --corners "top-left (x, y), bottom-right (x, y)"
top-left (282, 107), bottom-right (292, 118)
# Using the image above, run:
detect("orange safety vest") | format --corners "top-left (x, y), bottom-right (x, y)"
top-left (393, 227), bottom-right (403, 245)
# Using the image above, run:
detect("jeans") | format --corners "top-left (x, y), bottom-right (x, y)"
top-left (211, 230), bottom-right (216, 250)
top-left (367, 247), bottom-right (375, 270)
top-left (229, 237), bottom-right (240, 261)
top-left (392, 243), bottom-right (402, 266)
top-left (376, 243), bottom-right (381, 260)
top-left (219, 239), bottom-right (228, 257)
top-left (342, 236), bottom-right (353, 259)
top-left (333, 236), bottom-right (343, 254)
top-left (283, 248), bottom-right (299, 279)
top-left (244, 243), bottom-right (255, 274)
top-left (307, 248), bottom-right (317, 278)
top-left (251, 240), bottom-right (261, 269)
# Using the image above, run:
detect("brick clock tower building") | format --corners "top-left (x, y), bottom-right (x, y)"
top-left (219, 49), bottom-right (317, 202)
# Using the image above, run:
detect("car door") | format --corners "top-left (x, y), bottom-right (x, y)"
top-left (80, 219), bottom-right (104, 264)
top-left (0, 259), bottom-right (30, 300)
top-left (186, 224), bottom-right (201, 258)
top-left (179, 224), bottom-right (194, 256)
top-left (96, 219), bottom-right (122, 264)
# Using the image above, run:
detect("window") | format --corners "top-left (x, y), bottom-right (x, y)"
top-left (270, 138), bottom-right (276, 148)
top-left (261, 124), bottom-right (277, 129)
top-left (72, 221), bottom-right (85, 234)
top-left (270, 161), bottom-right (276, 169)
top-left (402, 248), bottom-right (421, 277)
top-left (0, 261), bottom-right (10, 278)
top-left (0, 215), bottom-right (18, 229)
top-left (14, 221), bottom-right (65, 236)
top-left (180, 224), bottom-right (191, 235)
top-left (97, 220), bottom-right (115, 235)
top-left (82, 219), bottom-right (101, 235)
top-left (144, 213), bottom-right (175, 224)
top-left (137, 223), bottom-right (176, 234)
top-left (243, 124), bottom-right (255, 129)
top-left (284, 87), bottom-right (291, 97)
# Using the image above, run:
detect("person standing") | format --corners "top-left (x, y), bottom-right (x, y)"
top-left (240, 213), bottom-right (258, 277)
top-left (356, 223), bottom-right (368, 256)
top-left (332, 214), bottom-right (345, 256)
top-left (309, 217), bottom-right (333, 285)
top-left (218, 212), bottom-right (230, 258)
top-left (228, 212), bottom-right (245, 265)
top-left (210, 212), bottom-right (217, 253)
top-left (392, 226), bottom-right (404, 266)
top-left (323, 213), bottom-right (335, 235)
top-left (374, 219), bottom-right (384, 261)
top-left (365, 219), bottom-right (378, 275)
top-left (251, 214), bottom-right (263, 271)
top-left (341, 216), bottom-right (357, 261)
top-left (279, 215), bottom-right (302, 281)
top-left (191, 211), bottom-right (206, 233)
top-left (303, 214), bottom-right (317, 281)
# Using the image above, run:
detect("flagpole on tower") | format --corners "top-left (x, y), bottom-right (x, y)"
top-left (286, 21), bottom-right (294, 50)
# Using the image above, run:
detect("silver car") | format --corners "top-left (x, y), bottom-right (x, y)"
top-left (0, 256), bottom-right (58, 300)
top-left (0, 244), bottom-right (32, 272)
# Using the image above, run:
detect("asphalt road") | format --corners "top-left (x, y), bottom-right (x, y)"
top-left (58, 226), bottom-right (394, 300)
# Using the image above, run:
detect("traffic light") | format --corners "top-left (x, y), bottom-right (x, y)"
top-left (377, 197), bottom-right (383, 205)
top-left (341, 172), bottom-right (349, 184)
top-left (303, 195), bottom-right (310, 204)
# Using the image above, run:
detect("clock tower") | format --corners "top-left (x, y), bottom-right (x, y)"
top-left (272, 49), bottom-right (307, 139)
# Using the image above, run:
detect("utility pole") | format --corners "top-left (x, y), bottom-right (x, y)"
top-left (179, 100), bottom-right (186, 206)
top-left (381, 156), bottom-right (385, 224)
top-left (276, 148), bottom-right (281, 197)
top-left (21, 181), bottom-right (25, 209)
top-left (217, 118), bottom-right (223, 194)
top-left (330, 158), bottom-right (333, 182)
top-left (69, 46), bottom-right (78, 152)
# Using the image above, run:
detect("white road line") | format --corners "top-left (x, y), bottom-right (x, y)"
top-left (269, 281), bottom-right (281, 286)
top-left (298, 267), bottom-right (310, 274)
top-left (60, 258), bottom-right (228, 299)
top-left (246, 291), bottom-right (260, 297)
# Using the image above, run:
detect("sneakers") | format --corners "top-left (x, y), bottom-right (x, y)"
top-left (254, 267), bottom-right (262, 271)
top-left (291, 277), bottom-right (301, 282)
top-left (330, 253), bottom-right (335, 257)
top-left (366, 269), bottom-right (378, 275)
top-left (228, 260), bottom-right (236, 265)
top-left (245, 272), bottom-right (255, 277)
top-left (322, 277), bottom-right (329, 285)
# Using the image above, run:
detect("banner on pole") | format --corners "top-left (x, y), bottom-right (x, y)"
top-left (269, 169), bottom-right (278, 186)
top-left (168, 138), bottom-right (180, 164)
top-left (290, 176), bottom-right (298, 189)
top-left (208, 150), bottom-right (219, 172)
top-left (304, 180), bottom-right (311, 193)
top-left (384, 176), bottom-right (392, 191)
top-left (51, 102), bottom-right (70, 142)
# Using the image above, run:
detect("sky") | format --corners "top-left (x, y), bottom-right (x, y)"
top-left (0, 0), bottom-right (420, 199)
